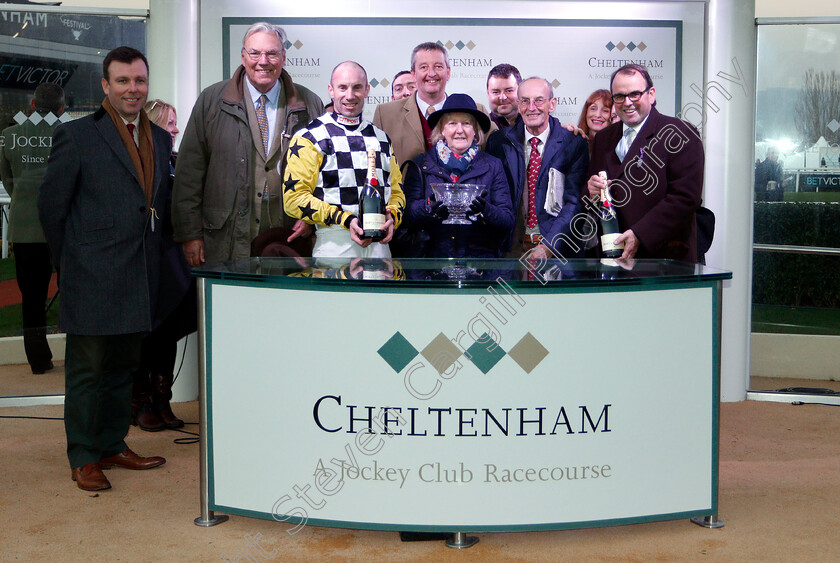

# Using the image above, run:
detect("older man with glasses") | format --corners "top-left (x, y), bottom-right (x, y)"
top-left (586, 63), bottom-right (705, 263)
top-left (173, 22), bottom-right (324, 266)
top-left (487, 76), bottom-right (589, 260)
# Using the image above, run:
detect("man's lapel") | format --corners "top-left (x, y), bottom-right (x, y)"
top-left (268, 86), bottom-right (288, 161)
top-left (403, 95), bottom-right (425, 149)
top-left (95, 114), bottom-right (141, 186)
top-left (536, 119), bottom-right (563, 189)
top-left (243, 91), bottom-right (267, 161)
top-left (616, 108), bottom-right (659, 180)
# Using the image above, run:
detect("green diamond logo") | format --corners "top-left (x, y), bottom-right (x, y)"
top-left (378, 332), bottom-right (418, 372)
top-left (466, 333), bottom-right (506, 374)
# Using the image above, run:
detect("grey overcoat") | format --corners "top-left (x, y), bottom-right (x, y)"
top-left (38, 106), bottom-right (172, 335)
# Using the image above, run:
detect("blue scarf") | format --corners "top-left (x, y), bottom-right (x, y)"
top-left (435, 139), bottom-right (479, 182)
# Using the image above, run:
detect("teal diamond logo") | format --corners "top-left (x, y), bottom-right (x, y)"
top-left (455, 40), bottom-right (465, 50)
top-left (378, 332), bottom-right (418, 372)
top-left (627, 41), bottom-right (637, 51)
top-left (466, 333), bottom-right (506, 374)
top-left (369, 78), bottom-right (380, 88)
top-left (605, 41), bottom-right (615, 51)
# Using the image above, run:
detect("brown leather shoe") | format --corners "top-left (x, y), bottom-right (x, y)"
top-left (100, 448), bottom-right (165, 470)
top-left (71, 463), bottom-right (111, 491)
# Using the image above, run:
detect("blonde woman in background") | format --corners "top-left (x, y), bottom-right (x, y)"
top-left (130, 99), bottom-right (193, 431)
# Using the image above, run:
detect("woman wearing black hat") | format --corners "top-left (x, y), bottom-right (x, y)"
top-left (403, 93), bottom-right (514, 258)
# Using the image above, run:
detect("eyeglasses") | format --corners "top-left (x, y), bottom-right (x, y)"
top-left (242, 49), bottom-right (283, 62)
top-left (517, 97), bottom-right (550, 108)
top-left (611, 88), bottom-right (650, 104)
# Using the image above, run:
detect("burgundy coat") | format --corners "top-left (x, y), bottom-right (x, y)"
top-left (588, 107), bottom-right (704, 262)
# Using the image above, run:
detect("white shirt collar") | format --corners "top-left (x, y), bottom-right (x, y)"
top-left (622, 113), bottom-right (650, 137)
top-left (119, 114), bottom-right (140, 143)
top-left (119, 114), bottom-right (139, 127)
top-left (245, 77), bottom-right (281, 108)
top-left (415, 93), bottom-right (446, 119)
top-left (525, 122), bottom-right (551, 149)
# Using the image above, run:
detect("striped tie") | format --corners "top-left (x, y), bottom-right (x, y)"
top-left (255, 94), bottom-right (269, 154)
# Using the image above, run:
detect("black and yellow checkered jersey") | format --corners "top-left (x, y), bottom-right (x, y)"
top-left (283, 113), bottom-right (404, 230)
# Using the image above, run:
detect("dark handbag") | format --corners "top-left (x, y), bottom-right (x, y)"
top-left (390, 159), bottom-right (430, 258)
top-left (696, 206), bottom-right (715, 261)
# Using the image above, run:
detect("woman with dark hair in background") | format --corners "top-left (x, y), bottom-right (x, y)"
top-left (131, 99), bottom-right (194, 431)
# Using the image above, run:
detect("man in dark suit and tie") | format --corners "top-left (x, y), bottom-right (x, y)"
top-left (586, 64), bottom-right (704, 262)
top-left (487, 77), bottom-right (589, 261)
top-left (39, 46), bottom-right (171, 491)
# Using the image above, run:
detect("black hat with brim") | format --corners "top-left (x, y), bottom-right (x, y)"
top-left (427, 93), bottom-right (492, 133)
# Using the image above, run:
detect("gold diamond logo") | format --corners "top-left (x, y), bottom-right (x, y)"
top-left (421, 333), bottom-right (462, 375)
top-left (467, 40), bottom-right (476, 50)
top-left (616, 41), bottom-right (626, 51)
top-left (507, 333), bottom-right (548, 374)
top-left (445, 40), bottom-right (455, 50)
top-left (293, 40), bottom-right (303, 49)
top-left (551, 79), bottom-right (561, 88)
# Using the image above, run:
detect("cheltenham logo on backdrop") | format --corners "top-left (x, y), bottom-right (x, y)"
top-left (605, 41), bottom-right (648, 52)
top-left (378, 331), bottom-right (548, 376)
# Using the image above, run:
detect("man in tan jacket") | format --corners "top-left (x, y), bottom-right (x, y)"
top-left (373, 42), bottom-right (494, 168)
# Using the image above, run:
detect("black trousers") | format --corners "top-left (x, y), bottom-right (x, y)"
top-left (133, 283), bottom-right (196, 399)
top-left (64, 333), bottom-right (143, 468)
top-left (13, 242), bottom-right (53, 371)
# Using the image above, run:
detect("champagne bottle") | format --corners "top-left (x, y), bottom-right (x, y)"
top-left (598, 171), bottom-right (623, 258)
top-left (359, 149), bottom-right (386, 241)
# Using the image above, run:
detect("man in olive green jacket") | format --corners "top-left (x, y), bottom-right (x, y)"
top-left (0, 83), bottom-right (65, 373)
top-left (173, 22), bottom-right (324, 266)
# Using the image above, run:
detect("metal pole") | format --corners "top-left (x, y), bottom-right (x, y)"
top-left (691, 281), bottom-right (726, 529)
top-left (445, 532), bottom-right (479, 549)
top-left (194, 277), bottom-right (228, 527)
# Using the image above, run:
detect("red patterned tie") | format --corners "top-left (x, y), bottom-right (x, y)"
top-left (126, 123), bottom-right (142, 172)
top-left (526, 137), bottom-right (541, 229)
top-left (126, 123), bottom-right (138, 147)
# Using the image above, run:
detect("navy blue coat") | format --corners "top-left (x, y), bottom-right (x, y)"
top-left (38, 107), bottom-right (172, 335)
top-left (403, 149), bottom-right (514, 258)
top-left (487, 117), bottom-right (589, 257)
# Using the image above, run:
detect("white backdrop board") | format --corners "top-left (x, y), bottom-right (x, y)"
top-left (197, 1), bottom-right (705, 125)
top-left (204, 278), bottom-right (721, 531)
top-left (223, 17), bottom-right (683, 123)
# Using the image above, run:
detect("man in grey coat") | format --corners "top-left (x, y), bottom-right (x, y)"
top-left (39, 46), bottom-right (170, 492)
top-left (173, 22), bottom-right (324, 266)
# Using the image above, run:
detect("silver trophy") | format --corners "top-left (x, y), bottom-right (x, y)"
top-left (430, 183), bottom-right (484, 225)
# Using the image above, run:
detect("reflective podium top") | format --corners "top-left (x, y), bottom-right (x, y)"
top-left (193, 257), bottom-right (732, 289)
